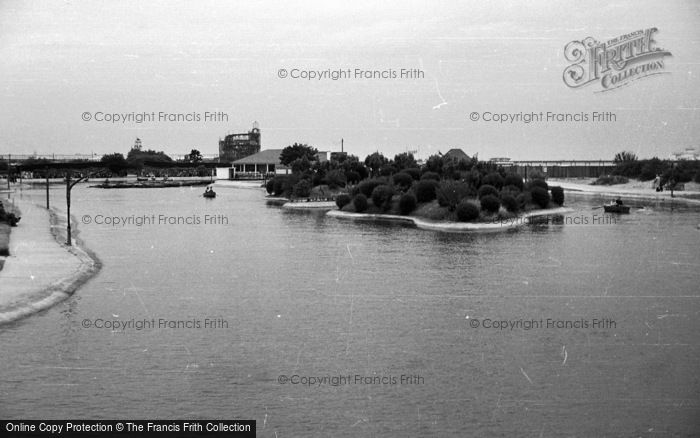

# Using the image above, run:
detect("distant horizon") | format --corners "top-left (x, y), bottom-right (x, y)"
top-left (2, 139), bottom-right (696, 164)
top-left (2, 1), bottom-right (699, 161)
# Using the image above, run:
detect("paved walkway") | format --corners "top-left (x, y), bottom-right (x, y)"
top-left (0, 199), bottom-right (98, 323)
top-left (548, 179), bottom-right (700, 205)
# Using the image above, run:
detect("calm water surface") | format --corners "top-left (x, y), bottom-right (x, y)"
top-left (1, 185), bottom-right (699, 436)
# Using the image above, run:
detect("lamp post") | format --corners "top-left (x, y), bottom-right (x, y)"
top-left (6, 154), bottom-right (10, 192)
top-left (65, 171), bottom-right (90, 246)
top-left (46, 166), bottom-right (50, 209)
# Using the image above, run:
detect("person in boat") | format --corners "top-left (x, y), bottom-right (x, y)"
top-left (615, 198), bottom-right (623, 206)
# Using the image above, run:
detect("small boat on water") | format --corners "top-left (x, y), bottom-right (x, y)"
top-left (203, 188), bottom-right (216, 198)
top-left (603, 204), bottom-right (630, 214)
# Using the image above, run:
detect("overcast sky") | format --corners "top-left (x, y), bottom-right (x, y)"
top-left (1, 0), bottom-right (699, 160)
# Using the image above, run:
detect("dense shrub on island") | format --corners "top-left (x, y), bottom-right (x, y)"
top-left (480, 194), bottom-right (501, 214)
top-left (503, 173), bottom-right (524, 191)
top-left (379, 165), bottom-right (397, 177)
top-left (345, 171), bottom-right (361, 185)
top-left (414, 179), bottom-right (439, 203)
top-left (404, 168), bottom-right (421, 181)
top-left (371, 185), bottom-right (394, 211)
top-left (398, 193), bottom-right (417, 215)
top-left (324, 169), bottom-right (347, 189)
top-left (530, 186), bottom-right (550, 209)
top-left (293, 179), bottom-right (313, 198)
top-left (456, 200), bottom-right (480, 222)
top-left (268, 175), bottom-right (299, 197)
top-left (356, 178), bottom-right (387, 198)
top-left (528, 178), bottom-right (549, 191)
top-left (550, 186), bottom-right (565, 206)
top-left (336, 193), bottom-right (352, 209)
top-left (482, 172), bottom-right (505, 189)
top-left (265, 179), bottom-right (275, 194)
top-left (420, 171), bottom-right (441, 181)
top-left (353, 194), bottom-right (368, 212)
top-left (477, 184), bottom-right (499, 199)
top-left (516, 191), bottom-right (531, 209)
top-left (437, 181), bottom-right (473, 211)
top-left (391, 172), bottom-right (414, 192)
top-left (500, 185), bottom-right (521, 198)
top-left (463, 170), bottom-right (481, 188)
top-left (500, 194), bottom-right (519, 213)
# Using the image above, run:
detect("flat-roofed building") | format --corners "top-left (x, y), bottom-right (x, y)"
top-left (216, 149), bottom-right (290, 180)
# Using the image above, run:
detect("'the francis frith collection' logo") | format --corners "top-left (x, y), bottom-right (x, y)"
top-left (563, 28), bottom-right (672, 92)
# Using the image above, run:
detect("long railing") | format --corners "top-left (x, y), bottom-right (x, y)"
top-left (1, 153), bottom-right (221, 162)
top-left (0, 154), bottom-right (101, 162)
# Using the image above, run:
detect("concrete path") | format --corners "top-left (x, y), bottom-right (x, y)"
top-left (0, 199), bottom-right (98, 324)
top-left (548, 179), bottom-right (700, 205)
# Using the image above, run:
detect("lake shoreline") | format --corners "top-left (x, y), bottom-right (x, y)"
top-left (327, 206), bottom-right (574, 232)
top-left (0, 199), bottom-right (101, 325)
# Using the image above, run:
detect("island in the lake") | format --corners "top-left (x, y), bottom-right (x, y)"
top-left (264, 146), bottom-right (570, 230)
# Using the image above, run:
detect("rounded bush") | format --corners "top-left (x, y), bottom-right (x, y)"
top-left (437, 181), bottom-right (473, 211)
top-left (530, 186), bottom-right (550, 208)
top-left (325, 169), bottom-right (346, 189)
top-left (379, 165), bottom-right (397, 177)
top-left (404, 168), bottom-right (421, 181)
top-left (398, 193), bottom-right (417, 215)
top-left (345, 171), bottom-right (361, 185)
top-left (272, 175), bottom-right (297, 197)
top-left (516, 191), bottom-right (531, 209)
top-left (477, 184), bottom-right (499, 199)
top-left (353, 194), bottom-right (368, 212)
top-left (371, 184), bottom-right (394, 210)
top-left (420, 171), bottom-right (440, 181)
top-left (358, 178), bottom-right (385, 197)
top-left (265, 179), bottom-right (274, 194)
top-left (503, 174), bottom-right (524, 191)
top-left (501, 185), bottom-right (521, 198)
top-left (482, 172), bottom-right (504, 189)
top-left (500, 194), bottom-right (519, 212)
top-left (392, 172), bottom-right (414, 191)
top-left (550, 186), bottom-right (565, 206)
top-left (336, 193), bottom-right (351, 209)
top-left (414, 179), bottom-right (438, 203)
top-left (528, 178), bottom-right (549, 191)
top-left (480, 194), bottom-right (501, 214)
top-left (272, 177), bottom-right (284, 196)
top-left (456, 200), bottom-right (480, 222)
top-left (293, 179), bottom-right (312, 198)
